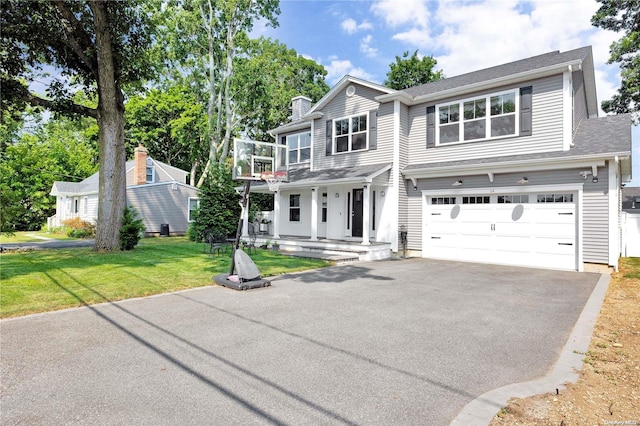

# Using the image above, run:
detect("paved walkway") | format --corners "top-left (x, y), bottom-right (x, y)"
top-left (1, 259), bottom-right (603, 425)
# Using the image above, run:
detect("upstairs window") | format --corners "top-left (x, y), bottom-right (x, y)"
top-left (287, 131), bottom-right (311, 164)
top-left (437, 89), bottom-right (518, 145)
top-left (334, 113), bottom-right (367, 153)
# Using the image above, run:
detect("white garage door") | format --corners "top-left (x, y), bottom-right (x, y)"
top-left (423, 192), bottom-right (576, 270)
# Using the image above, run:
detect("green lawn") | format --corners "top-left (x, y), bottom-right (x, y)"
top-left (0, 237), bottom-right (329, 318)
top-left (0, 230), bottom-right (76, 244)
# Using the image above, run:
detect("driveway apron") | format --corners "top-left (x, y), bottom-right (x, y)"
top-left (0, 259), bottom-right (599, 425)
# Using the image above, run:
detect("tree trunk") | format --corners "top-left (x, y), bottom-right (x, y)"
top-left (91, 1), bottom-right (126, 251)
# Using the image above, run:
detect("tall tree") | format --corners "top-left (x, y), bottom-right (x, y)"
top-left (592, 0), bottom-right (639, 119)
top-left (1, 0), bottom-right (155, 250)
top-left (159, 0), bottom-right (280, 187)
top-left (0, 117), bottom-right (98, 232)
top-left (384, 50), bottom-right (444, 90)
top-left (125, 84), bottom-right (207, 183)
top-left (233, 37), bottom-right (330, 142)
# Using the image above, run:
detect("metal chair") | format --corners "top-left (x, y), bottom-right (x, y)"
top-left (209, 229), bottom-right (230, 256)
top-left (242, 231), bottom-right (257, 254)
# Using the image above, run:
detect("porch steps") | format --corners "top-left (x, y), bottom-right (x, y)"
top-left (280, 250), bottom-right (359, 263)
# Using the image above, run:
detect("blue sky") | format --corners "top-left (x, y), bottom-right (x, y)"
top-left (255, 0), bottom-right (639, 186)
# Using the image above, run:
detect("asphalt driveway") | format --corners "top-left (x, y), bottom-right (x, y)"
top-left (1, 259), bottom-right (601, 425)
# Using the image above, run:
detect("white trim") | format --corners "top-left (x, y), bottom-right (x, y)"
top-left (421, 183), bottom-right (584, 196)
top-left (563, 70), bottom-right (573, 151)
top-left (392, 100), bottom-right (401, 252)
top-left (332, 113), bottom-right (369, 154)
top-left (435, 88), bottom-right (519, 146)
top-left (310, 119), bottom-right (315, 171)
top-left (188, 197), bottom-right (200, 223)
top-left (404, 157), bottom-right (611, 179)
top-left (310, 187), bottom-right (318, 241)
top-left (577, 187), bottom-right (584, 271)
top-left (608, 160), bottom-right (619, 270)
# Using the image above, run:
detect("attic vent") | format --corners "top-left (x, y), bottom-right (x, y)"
top-left (346, 85), bottom-right (356, 97)
top-left (171, 183), bottom-right (178, 190)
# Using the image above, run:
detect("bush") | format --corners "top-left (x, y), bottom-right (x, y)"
top-left (119, 206), bottom-right (145, 250)
top-left (61, 217), bottom-right (95, 238)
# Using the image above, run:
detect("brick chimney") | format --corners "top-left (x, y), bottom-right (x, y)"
top-left (291, 96), bottom-right (312, 121)
top-left (133, 144), bottom-right (148, 185)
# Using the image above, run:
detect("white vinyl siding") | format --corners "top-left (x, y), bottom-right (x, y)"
top-left (407, 75), bottom-right (564, 165)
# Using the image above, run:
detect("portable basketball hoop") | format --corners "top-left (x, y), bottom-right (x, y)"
top-left (261, 170), bottom-right (288, 192)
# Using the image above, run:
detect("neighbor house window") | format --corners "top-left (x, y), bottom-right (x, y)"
top-left (289, 194), bottom-right (300, 221)
top-left (287, 131), bottom-right (311, 164)
top-left (188, 198), bottom-right (199, 222)
top-left (334, 113), bottom-right (367, 153)
top-left (437, 89), bottom-right (518, 144)
top-left (146, 158), bottom-right (154, 183)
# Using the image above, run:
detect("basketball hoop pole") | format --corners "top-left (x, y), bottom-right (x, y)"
top-left (229, 180), bottom-right (251, 276)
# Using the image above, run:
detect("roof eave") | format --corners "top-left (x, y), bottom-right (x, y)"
top-left (403, 152), bottom-right (630, 179)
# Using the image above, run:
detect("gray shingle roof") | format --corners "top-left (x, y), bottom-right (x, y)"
top-left (403, 47), bottom-right (591, 98)
top-left (403, 114), bottom-right (632, 173)
top-left (252, 163), bottom-right (392, 190)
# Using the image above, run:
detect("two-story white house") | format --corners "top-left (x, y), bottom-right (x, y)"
top-left (252, 46), bottom-right (632, 272)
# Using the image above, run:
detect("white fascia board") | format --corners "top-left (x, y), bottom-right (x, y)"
top-left (421, 182), bottom-right (584, 196)
top-left (402, 154), bottom-right (630, 179)
top-left (308, 75), bottom-right (395, 114)
top-left (250, 165), bottom-right (393, 193)
top-left (378, 60), bottom-right (583, 106)
top-left (269, 113), bottom-right (321, 135)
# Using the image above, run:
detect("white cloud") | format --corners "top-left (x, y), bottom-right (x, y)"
top-left (360, 34), bottom-right (379, 58)
top-left (371, 0), bottom-right (429, 29)
top-left (324, 57), bottom-right (378, 85)
top-left (341, 18), bottom-right (374, 35)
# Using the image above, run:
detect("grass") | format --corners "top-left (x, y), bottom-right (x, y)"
top-left (0, 230), bottom-right (76, 244)
top-left (0, 237), bottom-right (329, 318)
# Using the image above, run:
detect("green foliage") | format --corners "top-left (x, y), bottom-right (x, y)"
top-left (233, 37), bottom-right (330, 141)
top-left (119, 206), bottom-right (145, 250)
top-left (592, 0), bottom-right (639, 119)
top-left (0, 116), bottom-right (98, 232)
top-left (384, 50), bottom-right (444, 90)
top-left (125, 84), bottom-right (207, 173)
top-left (188, 162), bottom-right (240, 241)
top-left (62, 217), bottom-right (96, 239)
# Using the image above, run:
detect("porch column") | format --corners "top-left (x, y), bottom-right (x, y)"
top-left (310, 187), bottom-right (318, 241)
top-left (362, 184), bottom-right (371, 245)
top-left (273, 191), bottom-right (281, 238)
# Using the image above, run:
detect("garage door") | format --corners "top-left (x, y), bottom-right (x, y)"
top-left (423, 192), bottom-right (576, 270)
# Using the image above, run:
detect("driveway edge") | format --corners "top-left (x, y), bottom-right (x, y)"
top-left (450, 273), bottom-right (611, 426)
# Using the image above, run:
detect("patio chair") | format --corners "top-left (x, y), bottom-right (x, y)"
top-left (242, 231), bottom-right (257, 254)
top-left (208, 229), bottom-right (230, 256)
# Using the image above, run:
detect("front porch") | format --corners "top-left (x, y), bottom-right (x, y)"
top-left (253, 234), bottom-right (392, 262)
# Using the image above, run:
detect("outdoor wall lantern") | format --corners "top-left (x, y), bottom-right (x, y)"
top-left (452, 179), bottom-right (463, 186)
top-left (335, 192), bottom-right (340, 198)
top-left (518, 177), bottom-right (529, 184)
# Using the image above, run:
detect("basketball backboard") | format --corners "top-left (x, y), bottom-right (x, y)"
top-left (233, 138), bottom-right (288, 181)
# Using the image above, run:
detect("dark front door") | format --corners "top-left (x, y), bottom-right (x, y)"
top-left (352, 188), bottom-right (363, 237)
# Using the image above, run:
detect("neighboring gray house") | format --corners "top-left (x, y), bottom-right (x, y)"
top-left (622, 186), bottom-right (640, 212)
top-left (50, 145), bottom-right (199, 236)
top-left (253, 46), bottom-right (632, 271)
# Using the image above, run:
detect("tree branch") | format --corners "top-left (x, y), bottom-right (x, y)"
top-left (52, 0), bottom-right (98, 75)
top-left (20, 87), bottom-right (98, 119)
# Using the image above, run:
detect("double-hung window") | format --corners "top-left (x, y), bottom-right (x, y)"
top-left (287, 131), bottom-right (311, 164)
top-left (289, 194), bottom-right (300, 221)
top-left (437, 89), bottom-right (518, 144)
top-left (334, 113), bottom-right (367, 153)
top-left (146, 158), bottom-right (155, 183)
top-left (188, 198), bottom-right (199, 222)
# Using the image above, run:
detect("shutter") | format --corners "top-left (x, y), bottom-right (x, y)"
top-left (520, 86), bottom-right (532, 136)
top-left (325, 120), bottom-right (333, 156)
top-left (369, 110), bottom-right (377, 150)
top-left (426, 106), bottom-right (436, 148)
top-left (281, 136), bottom-right (286, 145)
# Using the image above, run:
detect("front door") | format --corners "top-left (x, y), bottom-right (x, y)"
top-left (352, 189), bottom-right (363, 237)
